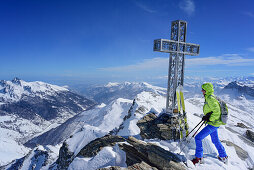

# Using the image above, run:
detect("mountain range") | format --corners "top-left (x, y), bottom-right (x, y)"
top-left (1, 77), bottom-right (254, 169)
top-left (0, 78), bottom-right (96, 165)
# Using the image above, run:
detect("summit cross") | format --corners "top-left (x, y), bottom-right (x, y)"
top-left (154, 20), bottom-right (200, 114)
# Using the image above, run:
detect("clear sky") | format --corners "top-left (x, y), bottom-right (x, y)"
top-left (0, 0), bottom-right (254, 85)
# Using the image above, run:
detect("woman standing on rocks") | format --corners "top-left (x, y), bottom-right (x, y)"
top-left (192, 83), bottom-right (228, 165)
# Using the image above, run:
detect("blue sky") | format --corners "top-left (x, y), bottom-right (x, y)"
top-left (0, 0), bottom-right (254, 84)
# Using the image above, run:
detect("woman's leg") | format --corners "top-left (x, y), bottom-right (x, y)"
top-left (195, 125), bottom-right (216, 158)
top-left (210, 128), bottom-right (227, 157)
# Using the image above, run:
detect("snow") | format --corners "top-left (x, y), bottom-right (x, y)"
top-left (97, 103), bottom-right (106, 108)
top-left (69, 144), bottom-right (126, 170)
top-left (0, 137), bottom-right (29, 166)
top-left (0, 79), bottom-right (68, 102)
top-left (0, 110), bottom-right (52, 166)
top-left (105, 82), bottom-right (120, 87)
top-left (66, 98), bottom-right (133, 154)
top-left (2, 80), bottom-right (254, 169)
top-left (98, 98), bottom-right (132, 131)
top-left (69, 89), bottom-right (254, 169)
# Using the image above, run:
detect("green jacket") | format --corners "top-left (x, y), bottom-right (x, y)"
top-left (202, 83), bottom-right (223, 127)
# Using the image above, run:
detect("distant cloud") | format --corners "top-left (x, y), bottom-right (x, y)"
top-left (99, 57), bottom-right (168, 72)
top-left (186, 54), bottom-right (254, 66)
top-left (100, 54), bottom-right (254, 72)
top-left (247, 47), bottom-right (254, 52)
top-left (243, 11), bottom-right (254, 18)
top-left (133, 0), bottom-right (156, 13)
top-left (179, 0), bottom-right (195, 16)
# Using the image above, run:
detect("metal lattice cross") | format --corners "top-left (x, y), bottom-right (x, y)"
top-left (154, 20), bottom-right (200, 114)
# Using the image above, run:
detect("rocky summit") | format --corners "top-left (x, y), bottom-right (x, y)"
top-left (137, 113), bottom-right (183, 140)
top-left (53, 135), bottom-right (186, 170)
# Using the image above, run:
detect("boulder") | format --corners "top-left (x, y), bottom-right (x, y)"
top-left (246, 130), bottom-right (254, 142)
top-left (137, 113), bottom-right (183, 140)
top-left (236, 122), bottom-right (249, 129)
top-left (78, 135), bottom-right (126, 157)
top-left (119, 136), bottom-right (186, 170)
top-left (54, 135), bottom-right (186, 170)
top-left (98, 161), bottom-right (158, 170)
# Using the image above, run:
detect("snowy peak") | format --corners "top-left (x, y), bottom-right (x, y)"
top-left (223, 81), bottom-right (254, 97)
top-left (0, 78), bottom-right (68, 102)
top-left (11, 77), bottom-right (21, 85)
top-left (104, 82), bottom-right (165, 92)
top-left (105, 82), bottom-right (120, 87)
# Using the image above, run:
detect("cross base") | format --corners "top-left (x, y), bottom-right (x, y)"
top-left (160, 112), bottom-right (188, 140)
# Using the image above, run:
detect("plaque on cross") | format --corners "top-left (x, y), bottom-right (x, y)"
top-left (154, 20), bottom-right (200, 114)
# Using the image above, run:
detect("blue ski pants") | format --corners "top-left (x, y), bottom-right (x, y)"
top-left (195, 125), bottom-right (227, 158)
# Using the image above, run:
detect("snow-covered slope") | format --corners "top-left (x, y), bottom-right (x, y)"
top-left (25, 98), bottom-right (133, 147)
top-left (3, 80), bottom-right (254, 169)
top-left (0, 78), bottom-right (96, 166)
top-left (67, 91), bottom-right (254, 170)
top-left (6, 89), bottom-right (254, 169)
top-left (0, 77), bottom-right (68, 103)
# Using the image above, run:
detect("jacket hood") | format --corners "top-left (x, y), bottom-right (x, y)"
top-left (202, 83), bottom-right (214, 95)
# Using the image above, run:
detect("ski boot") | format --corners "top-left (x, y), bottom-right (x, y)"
top-left (191, 157), bottom-right (204, 165)
top-left (218, 156), bottom-right (228, 164)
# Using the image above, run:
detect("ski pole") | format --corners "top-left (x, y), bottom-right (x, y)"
top-left (184, 119), bottom-right (204, 140)
top-left (191, 121), bottom-right (205, 138)
top-left (178, 119), bottom-right (204, 146)
top-left (178, 121), bottom-right (205, 155)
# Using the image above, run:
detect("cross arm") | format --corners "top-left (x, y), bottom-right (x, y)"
top-left (153, 39), bottom-right (200, 56)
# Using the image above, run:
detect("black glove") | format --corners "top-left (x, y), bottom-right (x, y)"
top-left (202, 111), bottom-right (213, 122)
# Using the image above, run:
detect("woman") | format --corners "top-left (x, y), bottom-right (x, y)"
top-left (192, 83), bottom-right (228, 165)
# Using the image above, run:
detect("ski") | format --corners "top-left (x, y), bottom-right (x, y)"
top-left (176, 86), bottom-right (184, 139)
top-left (176, 85), bottom-right (189, 139)
top-left (179, 85), bottom-right (189, 136)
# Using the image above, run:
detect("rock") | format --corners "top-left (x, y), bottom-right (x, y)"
top-left (137, 113), bottom-right (183, 140)
top-left (236, 123), bottom-right (249, 128)
top-left (119, 136), bottom-right (186, 170)
top-left (98, 161), bottom-right (158, 170)
top-left (246, 130), bottom-right (254, 142)
top-left (98, 167), bottom-right (123, 170)
top-left (54, 142), bottom-right (75, 170)
top-left (221, 140), bottom-right (249, 160)
top-left (78, 135), bottom-right (126, 157)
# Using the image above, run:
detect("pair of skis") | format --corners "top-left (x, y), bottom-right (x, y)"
top-left (176, 85), bottom-right (189, 139)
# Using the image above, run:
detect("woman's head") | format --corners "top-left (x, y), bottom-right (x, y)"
top-left (201, 83), bottom-right (214, 95)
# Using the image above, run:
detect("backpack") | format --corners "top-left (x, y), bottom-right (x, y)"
top-left (210, 95), bottom-right (229, 124)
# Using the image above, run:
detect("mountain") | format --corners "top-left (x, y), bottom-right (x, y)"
top-left (77, 82), bottom-right (166, 104)
top-left (24, 99), bottom-right (133, 148)
top-left (0, 77), bottom-right (95, 121)
top-left (0, 78), bottom-right (96, 166)
top-left (223, 81), bottom-right (254, 97)
top-left (2, 80), bottom-right (254, 169)
top-left (4, 81), bottom-right (254, 169)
